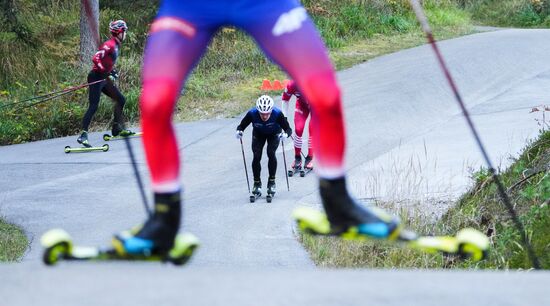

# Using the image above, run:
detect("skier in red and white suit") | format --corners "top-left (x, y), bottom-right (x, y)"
top-left (281, 80), bottom-right (313, 171)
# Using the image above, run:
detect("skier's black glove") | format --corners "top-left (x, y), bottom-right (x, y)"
top-left (109, 69), bottom-right (119, 81)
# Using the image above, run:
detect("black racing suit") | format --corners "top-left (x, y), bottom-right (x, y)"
top-left (237, 107), bottom-right (292, 181)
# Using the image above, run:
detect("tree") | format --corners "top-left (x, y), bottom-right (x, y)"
top-left (1, 0), bottom-right (36, 46)
top-left (80, 0), bottom-right (99, 67)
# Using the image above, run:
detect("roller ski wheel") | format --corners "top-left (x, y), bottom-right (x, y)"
top-left (40, 229), bottom-right (199, 266)
top-left (103, 131), bottom-right (142, 141)
top-left (166, 233), bottom-right (201, 266)
top-left (292, 207), bottom-right (489, 261)
top-left (266, 193), bottom-right (273, 203)
top-left (249, 192), bottom-right (261, 203)
top-left (41, 229), bottom-right (73, 266)
top-left (299, 167), bottom-right (313, 177)
top-left (288, 167), bottom-right (301, 177)
top-left (64, 144), bottom-right (109, 153)
top-left (289, 157), bottom-right (302, 177)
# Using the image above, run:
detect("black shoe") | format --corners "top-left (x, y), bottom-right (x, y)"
top-left (320, 178), bottom-right (400, 238)
top-left (77, 131), bottom-right (91, 148)
top-left (267, 177), bottom-right (276, 195)
top-left (291, 155), bottom-right (302, 170)
top-left (252, 180), bottom-right (262, 196)
top-left (111, 122), bottom-right (133, 137)
top-left (304, 156), bottom-right (313, 170)
top-left (113, 192), bottom-right (181, 255)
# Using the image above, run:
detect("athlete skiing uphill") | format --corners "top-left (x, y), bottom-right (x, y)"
top-left (236, 95), bottom-right (292, 197)
top-left (281, 79), bottom-right (314, 172)
top-left (78, 20), bottom-right (132, 147)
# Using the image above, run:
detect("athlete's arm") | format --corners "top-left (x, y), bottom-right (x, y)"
top-left (236, 111), bottom-right (253, 131)
top-left (277, 112), bottom-right (293, 136)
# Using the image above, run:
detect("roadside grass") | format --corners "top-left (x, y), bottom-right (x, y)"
top-left (459, 0), bottom-right (550, 27)
top-left (0, 218), bottom-right (28, 262)
top-left (299, 130), bottom-right (550, 269)
top-left (441, 130), bottom-right (550, 269)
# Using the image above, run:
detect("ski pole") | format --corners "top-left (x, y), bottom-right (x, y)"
top-left (281, 138), bottom-right (290, 192)
top-left (409, 0), bottom-right (541, 269)
top-left (0, 79), bottom-right (106, 110)
top-left (123, 136), bottom-right (151, 217)
top-left (240, 138), bottom-right (251, 194)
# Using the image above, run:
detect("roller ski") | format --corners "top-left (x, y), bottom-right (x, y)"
top-left (249, 180), bottom-right (262, 203)
top-left (70, 130), bottom-right (109, 153)
top-left (293, 206), bottom-right (488, 261)
top-left (288, 156), bottom-right (302, 177)
top-left (300, 156), bottom-right (314, 177)
top-left (103, 122), bottom-right (141, 141)
top-left (103, 131), bottom-right (142, 141)
top-left (292, 178), bottom-right (488, 260)
top-left (41, 229), bottom-right (199, 266)
top-left (65, 144), bottom-right (109, 153)
top-left (266, 177), bottom-right (276, 203)
top-left (42, 192), bottom-right (199, 266)
top-left (292, 179), bottom-right (488, 261)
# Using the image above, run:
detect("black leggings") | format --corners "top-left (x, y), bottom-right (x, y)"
top-left (251, 131), bottom-right (280, 181)
top-left (82, 71), bottom-right (126, 131)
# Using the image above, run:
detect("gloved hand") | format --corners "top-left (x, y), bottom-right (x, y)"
top-left (235, 130), bottom-right (243, 139)
top-left (108, 69), bottom-right (119, 82)
top-left (278, 132), bottom-right (288, 140)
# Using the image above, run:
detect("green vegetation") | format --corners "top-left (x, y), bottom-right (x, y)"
top-left (458, 0), bottom-right (550, 27)
top-left (0, 0), bottom-right (471, 145)
top-left (0, 218), bottom-right (28, 261)
top-left (300, 130), bottom-right (550, 269)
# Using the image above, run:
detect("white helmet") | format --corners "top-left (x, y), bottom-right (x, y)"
top-left (256, 95), bottom-right (274, 114)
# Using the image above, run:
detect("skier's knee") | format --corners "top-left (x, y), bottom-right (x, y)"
top-left (267, 152), bottom-right (276, 160)
top-left (140, 80), bottom-right (178, 123)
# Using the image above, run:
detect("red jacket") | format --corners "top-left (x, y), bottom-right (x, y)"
top-left (91, 37), bottom-right (119, 74)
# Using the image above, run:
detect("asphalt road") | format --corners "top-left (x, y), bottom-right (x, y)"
top-left (1, 29), bottom-right (549, 305)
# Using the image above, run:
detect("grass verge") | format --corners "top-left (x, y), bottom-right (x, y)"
top-left (0, 218), bottom-right (28, 262)
top-left (299, 131), bottom-right (550, 269)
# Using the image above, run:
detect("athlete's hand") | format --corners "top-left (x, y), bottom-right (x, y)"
top-left (235, 130), bottom-right (243, 139)
top-left (278, 132), bottom-right (288, 140)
